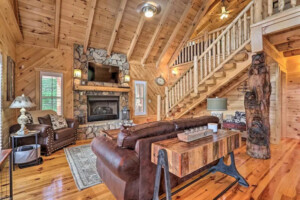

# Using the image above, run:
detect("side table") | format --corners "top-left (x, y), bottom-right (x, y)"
top-left (10, 131), bottom-right (41, 171)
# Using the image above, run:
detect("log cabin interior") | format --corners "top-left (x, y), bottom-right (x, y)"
top-left (0, 0), bottom-right (299, 199)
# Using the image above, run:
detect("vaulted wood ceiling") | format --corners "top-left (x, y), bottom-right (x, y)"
top-left (16, 0), bottom-right (243, 67)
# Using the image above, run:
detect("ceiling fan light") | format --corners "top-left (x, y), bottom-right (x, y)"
top-left (220, 6), bottom-right (229, 19)
top-left (144, 7), bottom-right (154, 18)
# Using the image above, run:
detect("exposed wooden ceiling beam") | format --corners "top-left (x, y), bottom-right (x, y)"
top-left (83, 0), bottom-right (97, 53)
top-left (167, 0), bottom-right (216, 67)
top-left (141, 0), bottom-right (174, 66)
top-left (54, 0), bottom-right (61, 48)
top-left (127, 16), bottom-right (145, 60)
top-left (107, 0), bottom-right (128, 56)
top-left (275, 40), bottom-right (300, 52)
top-left (268, 28), bottom-right (300, 46)
top-left (283, 49), bottom-right (300, 57)
top-left (155, 0), bottom-right (192, 68)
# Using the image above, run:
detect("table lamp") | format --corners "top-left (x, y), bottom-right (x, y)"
top-left (207, 97), bottom-right (227, 128)
top-left (10, 94), bottom-right (36, 135)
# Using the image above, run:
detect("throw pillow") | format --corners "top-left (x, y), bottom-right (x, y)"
top-left (25, 112), bottom-right (33, 124)
top-left (49, 114), bottom-right (68, 130)
top-left (38, 115), bottom-right (52, 126)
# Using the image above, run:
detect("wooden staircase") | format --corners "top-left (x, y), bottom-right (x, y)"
top-left (157, 1), bottom-right (255, 121)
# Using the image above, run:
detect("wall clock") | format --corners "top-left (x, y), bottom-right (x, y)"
top-left (155, 76), bottom-right (166, 86)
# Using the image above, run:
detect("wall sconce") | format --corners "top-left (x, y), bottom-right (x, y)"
top-left (74, 69), bottom-right (82, 79)
top-left (124, 75), bottom-right (130, 83)
top-left (172, 68), bottom-right (178, 75)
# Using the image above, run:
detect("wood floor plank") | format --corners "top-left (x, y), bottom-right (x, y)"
top-left (12, 138), bottom-right (300, 200)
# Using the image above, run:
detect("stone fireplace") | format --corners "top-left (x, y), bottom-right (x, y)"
top-left (73, 44), bottom-right (131, 140)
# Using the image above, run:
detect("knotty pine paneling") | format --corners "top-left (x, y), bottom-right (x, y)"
top-left (286, 56), bottom-right (300, 139)
top-left (129, 63), bottom-right (168, 124)
top-left (0, 5), bottom-right (17, 148)
top-left (15, 44), bottom-right (73, 119)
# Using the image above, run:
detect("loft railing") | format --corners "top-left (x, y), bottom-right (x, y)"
top-left (172, 26), bottom-right (227, 67)
top-left (267, 0), bottom-right (298, 17)
top-left (157, 0), bottom-right (254, 120)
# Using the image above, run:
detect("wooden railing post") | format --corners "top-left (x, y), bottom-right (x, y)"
top-left (193, 56), bottom-right (198, 94)
top-left (254, 0), bottom-right (263, 23)
top-left (165, 87), bottom-right (169, 117)
top-left (291, 0), bottom-right (296, 7)
top-left (157, 95), bottom-right (161, 121)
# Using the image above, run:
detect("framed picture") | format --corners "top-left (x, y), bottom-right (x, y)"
top-left (7, 56), bottom-right (15, 101)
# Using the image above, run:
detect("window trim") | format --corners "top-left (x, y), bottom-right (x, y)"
top-left (40, 71), bottom-right (64, 115)
top-left (134, 80), bottom-right (147, 116)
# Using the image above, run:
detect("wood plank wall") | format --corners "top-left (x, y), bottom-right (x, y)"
top-left (286, 56), bottom-right (300, 139)
top-left (15, 44), bottom-right (73, 118)
top-left (0, 5), bottom-right (17, 148)
top-left (129, 63), bottom-right (168, 124)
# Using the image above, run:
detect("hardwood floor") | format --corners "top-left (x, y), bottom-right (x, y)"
top-left (12, 138), bottom-right (300, 200)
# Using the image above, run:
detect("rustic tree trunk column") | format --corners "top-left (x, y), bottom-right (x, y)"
top-left (245, 53), bottom-right (271, 159)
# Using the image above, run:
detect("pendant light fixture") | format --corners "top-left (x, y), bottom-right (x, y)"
top-left (137, 1), bottom-right (161, 18)
top-left (220, 0), bottom-right (229, 20)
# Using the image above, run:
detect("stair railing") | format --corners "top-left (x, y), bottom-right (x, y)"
top-left (172, 25), bottom-right (227, 67)
top-left (157, 0), bottom-right (254, 120)
top-left (267, 0), bottom-right (298, 17)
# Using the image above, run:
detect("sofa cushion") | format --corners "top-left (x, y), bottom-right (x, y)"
top-left (28, 110), bottom-right (57, 124)
top-left (54, 128), bottom-right (75, 141)
top-left (172, 116), bottom-right (219, 131)
top-left (38, 115), bottom-right (52, 126)
top-left (117, 121), bottom-right (175, 149)
top-left (49, 114), bottom-right (68, 130)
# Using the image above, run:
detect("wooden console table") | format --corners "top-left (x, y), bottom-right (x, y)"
top-left (151, 130), bottom-right (248, 200)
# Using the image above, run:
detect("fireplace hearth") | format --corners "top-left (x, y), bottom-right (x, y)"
top-left (87, 96), bottom-right (119, 122)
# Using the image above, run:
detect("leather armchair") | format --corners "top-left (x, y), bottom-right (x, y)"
top-left (9, 110), bottom-right (79, 156)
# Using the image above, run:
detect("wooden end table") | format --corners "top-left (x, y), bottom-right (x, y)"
top-left (151, 129), bottom-right (248, 200)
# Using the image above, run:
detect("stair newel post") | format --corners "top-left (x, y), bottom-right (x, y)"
top-left (165, 87), bottom-right (169, 117)
top-left (157, 95), bottom-right (161, 121)
top-left (193, 56), bottom-right (199, 95)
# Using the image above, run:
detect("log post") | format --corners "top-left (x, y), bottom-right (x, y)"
top-left (165, 87), bottom-right (169, 117)
top-left (244, 53), bottom-right (271, 159)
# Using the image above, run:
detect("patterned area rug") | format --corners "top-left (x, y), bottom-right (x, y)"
top-left (64, 144), bottom-right (102, 190)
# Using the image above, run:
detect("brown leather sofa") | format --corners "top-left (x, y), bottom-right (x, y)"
top-left (91, 116), bottom-right (219, 200)
top-left (9, 110), bottom-right (79, 155)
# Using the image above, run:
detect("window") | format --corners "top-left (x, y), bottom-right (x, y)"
top-left (134, 81), bottom-right (147, 116)
top-left (40, 72), bottom-right (63, 115)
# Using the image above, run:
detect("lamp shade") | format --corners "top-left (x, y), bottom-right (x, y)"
top-left (10, 94), bottom-right (36, 108)
top-left (207, 98), bottom-right (227, 111)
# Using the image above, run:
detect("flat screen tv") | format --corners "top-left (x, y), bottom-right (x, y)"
top-left (88, 62), bottom-right (119, 83)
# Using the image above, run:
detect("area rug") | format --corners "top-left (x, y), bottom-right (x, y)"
top-left (64, 144), bottom-right (102, 190)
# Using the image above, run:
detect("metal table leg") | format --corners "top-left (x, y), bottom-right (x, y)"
top-left (9, 152), bottom-right (13, 200)
top-left (153, 150), bottom-right (249, 200)
top-left (12, 137), bottom-right (15, 171)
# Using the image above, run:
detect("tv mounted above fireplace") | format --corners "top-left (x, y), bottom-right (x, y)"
top-left (88, 62), bottom-right (119, 83)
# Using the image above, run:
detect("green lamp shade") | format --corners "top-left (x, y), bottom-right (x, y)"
top-left (207, 98), bottom-right (227, 111)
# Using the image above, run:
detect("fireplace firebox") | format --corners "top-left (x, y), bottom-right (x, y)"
top-left (87, 96), bottom-right (119, 122)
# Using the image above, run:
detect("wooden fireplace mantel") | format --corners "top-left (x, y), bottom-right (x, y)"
top-left (74, 85), bottom-right (131, 92)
